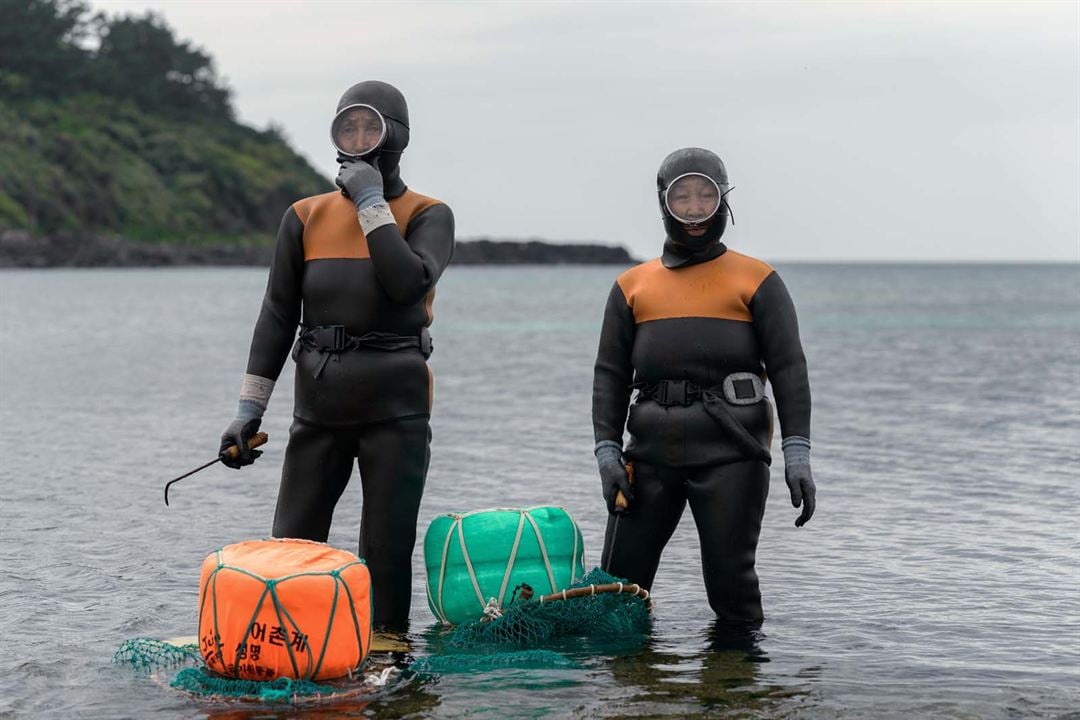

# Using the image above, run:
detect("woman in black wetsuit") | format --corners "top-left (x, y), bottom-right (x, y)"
top-left (218, 81), bottom-right (454, 631)
top-left (592, 147), bottom-right (815, 621)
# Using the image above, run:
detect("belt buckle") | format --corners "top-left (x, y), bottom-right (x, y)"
top-left (722, 372), bottom-right (765, 405)
top-left (331, 325), bottom-right (346, 351)
top-left (310, 324), bottom-right (346, 352)
top-left (660, 380), bottom-right (688, 406)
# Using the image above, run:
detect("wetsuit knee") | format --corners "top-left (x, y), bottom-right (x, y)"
top-left (702, 560), bottom-right (763, 622)
top-left (355, 417), bottom-right (429, 630)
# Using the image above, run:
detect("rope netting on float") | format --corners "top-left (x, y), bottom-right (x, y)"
top-left (113, 510), bottom-right (652, 701)
top-left (113, 566), bottom-right (651, 699)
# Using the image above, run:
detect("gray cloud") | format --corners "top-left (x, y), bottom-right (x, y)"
top-left (92, 0), bottom-right (1079, 261)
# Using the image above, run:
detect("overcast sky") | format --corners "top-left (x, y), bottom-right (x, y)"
top-left (92, 0), bottom-right (1079, 262)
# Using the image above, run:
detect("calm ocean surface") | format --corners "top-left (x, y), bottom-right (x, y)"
top-left (1, 263), bottom-right (1078, 719)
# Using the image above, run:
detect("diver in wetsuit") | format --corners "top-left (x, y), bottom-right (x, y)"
top-left (593, 147), bottom-right (814, 622)
top-left (218, 81), bottom-right (455, 630)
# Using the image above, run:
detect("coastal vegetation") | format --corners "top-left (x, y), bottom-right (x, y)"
top-left (0, 0), bottom-right (633, 266)
top-left (0, 0), bottom-right (329, 243)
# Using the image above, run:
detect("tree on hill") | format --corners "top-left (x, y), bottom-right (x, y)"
top-left (94, 12), bottom-right (232, 119)
top-left (0, 0), bottom-right (330, 240)
top-left (0, 0), bottom-right (94, 97)
top-left (0, 0), bottom-right (231, 119)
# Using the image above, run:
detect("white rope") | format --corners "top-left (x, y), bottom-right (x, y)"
top-left (364, 666), bottom-right (397, 687)
top-left (481, 597), bottom-right (503, 622)
top-left (523, 511), bottom-right (558, 593)
top-left (435, 520), bottom-right (456, 624)
top-left (456, 518), bottom-right (487, 612)
top-left (496, 512), bottom-right (527, 608)
top-left (569, 514), bottom-right (581, 583)
top-left (425, 582), bottom-right (444, 625)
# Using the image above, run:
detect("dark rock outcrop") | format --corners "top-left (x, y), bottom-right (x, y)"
top-left (0, 231), bottom-right (272, 267)
top-left (451, 239), bottom-right (636, 265)
top-left (0, 231), bottom-right (637, 268)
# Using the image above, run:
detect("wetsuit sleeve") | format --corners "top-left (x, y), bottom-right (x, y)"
top-left (364, 203), bottom-right (455, 305)
top-left (593, 281), bottom-right (637, 446)
top-left (244, 207), bottom-right (304, 380)
top-left (749, 271), bottom-right (811, 439)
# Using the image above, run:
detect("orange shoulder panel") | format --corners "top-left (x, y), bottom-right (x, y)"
top-left (294, 191), bottom-right (369, 261)
top-left (296, 189), bottom-right (443, 261)
top-left (389, 190), bottom-right (442, 234)
top-left (616, 250), bottom-right (774, 324)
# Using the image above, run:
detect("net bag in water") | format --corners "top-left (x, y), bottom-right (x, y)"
top-left (198, 538), bottom-right (372, 681)
top-left (424, 506), bottom-right (585, 625)
top-left (445, 567), bottom-right (652, 649)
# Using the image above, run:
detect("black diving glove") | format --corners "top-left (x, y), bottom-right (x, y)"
top-left (220, 375), bottom-right (274, 468)
top-left (219, 417), bottom-right (263, 469)
top-left (782, 436), bottom-right (816, 527)
top-left (596, 441), bottom-right (634, 514)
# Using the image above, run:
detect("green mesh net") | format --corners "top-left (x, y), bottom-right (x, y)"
top-left (409, 650), bottom-right (578, 674)
top-left (403, 568), bottom-right (650, 674)
top-left (113, 638), bottom-right (201, 672)
top-left (114, 568), bottom-right (651, 694)
top-left (172, 666), bottom-right (337, 702)
top-left (112, 638), bottom-right (345, 701)
top-left (445, 568), bottom-right (651, 649)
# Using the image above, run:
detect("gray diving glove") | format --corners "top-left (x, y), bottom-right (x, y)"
top-left (336, 159), bottom-right (384, 210)
top-left (596, 440), bottom-right (634, 514)
top-left (336, 159), bottom-right (396, 236)
top-left (219, 374), bottom-right (274, 469)
top-left (782, 436), bottom-right (816, 527)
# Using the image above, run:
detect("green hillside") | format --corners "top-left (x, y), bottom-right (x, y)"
top-left (0, 0), bottom-right (330, 244)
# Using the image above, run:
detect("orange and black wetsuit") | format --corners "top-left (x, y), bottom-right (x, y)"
top-left (593, 243), bottom-right (809, 621)
top-left (245, 187), bottom-right (454, 629)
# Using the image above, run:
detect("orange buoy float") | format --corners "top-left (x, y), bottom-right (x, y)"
top-left (197, 538), bottom-right (372, 681)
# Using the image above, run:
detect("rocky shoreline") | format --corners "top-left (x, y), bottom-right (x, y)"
top-left (451, 238), bottom-right (635, 265)
top-left (0, 231), bottom-right (636, 268)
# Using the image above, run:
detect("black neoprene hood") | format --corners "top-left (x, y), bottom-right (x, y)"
top-left (657, 147), bottom-right (731, 248)
top-left (335, 80), bottom-right (411, 197)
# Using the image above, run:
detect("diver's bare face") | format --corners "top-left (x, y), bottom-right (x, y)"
top-left (667, 175), bottom-right (720, 236)
top-left (334, 106), bottom-right (384, 156)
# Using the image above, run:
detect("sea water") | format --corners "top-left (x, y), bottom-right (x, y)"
top-left (1, 264), bottom-right (1078, 718)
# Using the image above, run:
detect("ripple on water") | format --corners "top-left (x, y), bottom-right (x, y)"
top-left (1, 265), bottom-right (1078, 718)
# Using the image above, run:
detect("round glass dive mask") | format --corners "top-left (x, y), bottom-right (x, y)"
top-left (663, 172), bottom-right (723, 226)
top-left (331, 103), bottom-right (387, 158)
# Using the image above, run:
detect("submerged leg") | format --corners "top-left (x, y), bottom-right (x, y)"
top-left (687, 459), bottom-right (770, 621)
top-left (600, 462), bottom-right (687, 590)
top-left (271, 419), bottom-right (355, 541)
top-left (356, 416), bottom-right (430, 630)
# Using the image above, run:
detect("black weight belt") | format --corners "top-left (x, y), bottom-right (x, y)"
top-left (632, 378), bottom-right (772, 465)
top-left (295, 325), bottom-right (433, 379)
